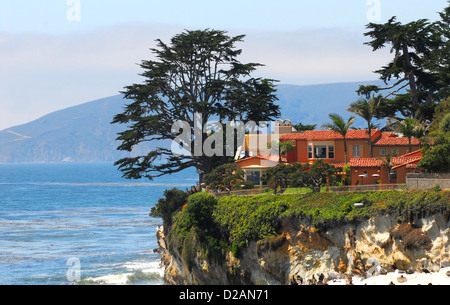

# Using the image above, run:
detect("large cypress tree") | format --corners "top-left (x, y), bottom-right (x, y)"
top-left (112, 29), bottom-right (280, 181)
top-left (357, 4), bottom-right (450, 122)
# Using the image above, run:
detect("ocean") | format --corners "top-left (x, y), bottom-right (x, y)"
top-left (0, 162), bottom-right (198, 285)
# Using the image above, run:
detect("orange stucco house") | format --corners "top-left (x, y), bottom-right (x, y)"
top-left (235, 120), bottom-right (423, 186)
top-left (279, 129), bottom-right (382, 166)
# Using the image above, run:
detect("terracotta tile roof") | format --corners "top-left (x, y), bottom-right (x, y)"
top-left (381, 132), bottom-right (396, 138)
top-left (374, 136), bottom-right (420, 146)
top-left (349, 158), bottom-right (383, 168)
top-left (400, 150), bottom-right (422, 158)
top-left (391, 157), bottom-right (422, 170)
top-left (280, 129), bottom-right (381, 141)
top-left (350, 155), bottom-right (422, 168)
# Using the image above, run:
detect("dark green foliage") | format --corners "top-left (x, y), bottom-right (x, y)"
top-left (264, 160), bottom-right (337, 193)
top-left (180, 192), bottom-right (218, 231)
top-left (214, 195), bottom-right (289, 257)
top-left (262, 163), bottom-right (297, 192)
top-left (358, 5), bottom-right (450, 121)
top-left (418, 97), bottom-right (450, 173)
top-left (168, 192), bottom-right (228, 269)
top-left (242, 181), bottom-right (255, 190)
top-left (204, 163), bottom-right (245, 191)
top-left (419, 131), bottom-right (450, 173)
top-left (112, 29), bottom-right (280, 181)
top-left (293, 123), bottom-right (316, 131)
top-left (167, 190), bottom-right (449, 261)
top-left (440, 113), bottom-right (450, 133)
top-left (149, 188), bottom-right (189, 230)
top-left (303, 160), bottom-right (338, 191)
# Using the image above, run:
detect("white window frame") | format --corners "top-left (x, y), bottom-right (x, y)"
top-left (307, 141), bottom-right (335, 160)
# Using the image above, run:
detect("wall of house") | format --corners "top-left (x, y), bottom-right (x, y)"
top-left (373, 145), bottom-right (421, 157)
top-left (295, 141), bottom-right (308, 163)
top-left (286, 147), bottom-right (297, 163)
top-left (351, 167), bottom-right (384, 186)
top-left (294, 139), bottom-right (372, 164)
top-left (350, 166), bottom-right (417, 186)
top-left (395, 166), bottom-right (414, 184)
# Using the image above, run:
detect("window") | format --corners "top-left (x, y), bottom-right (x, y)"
top-left (308, 144), bottom-right (335, 159)
top-left (246, 170), bottom-right (261, 186)
top-left (314, 146), bottom-right (327, 159)
top-left (353, 145), bottom-right (361, 158)
top-left (381, 149), bottom-right (386, 156)
top-left (390, 170), bottom-right (397, 180)
top-left (392, 149), bottom-right (398, 156)
top-left (308, 145), bottom-right (313, 159)
top-left (328, 146), bottom-right (335, 159)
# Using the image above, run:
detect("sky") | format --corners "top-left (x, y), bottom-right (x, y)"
top-left (0, 0), bottom-right (448, 130)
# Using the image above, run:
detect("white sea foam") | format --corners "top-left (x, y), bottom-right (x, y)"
top-left (327, 267), bottom-right (450, 285)
top-left (84, 260), bottom-right (164, 285)
top-left (123, 261), bottom-right (165, 277)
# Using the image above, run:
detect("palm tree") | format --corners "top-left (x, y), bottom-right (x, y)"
top-left (413, 120), bottom-right (431, 148)
top-left (271, 140), bottom-right (294, 163)
top-left (378, 151), bottom-right (397, 184)
top-left (392, 117), bottom-right (416, 152)
top-left (322, 114), bottom-right (356, 164)
top-left (347, 95), bottom-right (381, 157)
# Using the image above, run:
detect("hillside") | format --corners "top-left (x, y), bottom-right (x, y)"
top-left (0, 80), bottom-right (384, 163)
top-left (0, 95), bottom-right (134, 163)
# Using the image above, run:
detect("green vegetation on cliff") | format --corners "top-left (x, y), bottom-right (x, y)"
top-left (165, 190), bottom-right (450, 266)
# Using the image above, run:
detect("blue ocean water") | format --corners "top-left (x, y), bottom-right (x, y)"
top-left (0, 163), bottom-right (198, 285)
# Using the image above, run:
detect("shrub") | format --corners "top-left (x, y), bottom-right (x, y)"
top-left (432, 184), bottom-right (442, 192)
top-left (204, 163), bottom-right (244, 191)
top-left (150, 188), bottom-right (189, 230)
top-left (242, 181), bottom-right (255, 189)
top-left (168, 192), bottom-right (228, 267)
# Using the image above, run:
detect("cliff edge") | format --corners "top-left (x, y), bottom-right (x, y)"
top-left (155, 191), bottom-right (450, 285)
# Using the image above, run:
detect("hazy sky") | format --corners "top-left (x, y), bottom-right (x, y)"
top-left (0, 0), bottom-right (448, 130)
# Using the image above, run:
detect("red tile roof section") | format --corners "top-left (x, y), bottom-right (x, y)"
top-left (381, 132), bottom-right (396, 138)
top-left (400, 150), bottom-right (422, 158)
top-left (374, 137), bottom-right (420, 146)
top-left (349, 158), bottom-right (383, 168)
top-left (350, 156), bottom-right (422, 168)
top-left (391, 157), bottom-right (422, 170)
top-left (280, 129), bottom-right (381, 141)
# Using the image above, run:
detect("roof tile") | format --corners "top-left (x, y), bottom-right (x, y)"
top-left (280, 129), bottom-right (381, 141)
top-left (374, 137), bottom-right (420, 146)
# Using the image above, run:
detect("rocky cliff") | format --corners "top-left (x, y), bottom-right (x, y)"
top-left (156, 213), bottom-right (450, 285)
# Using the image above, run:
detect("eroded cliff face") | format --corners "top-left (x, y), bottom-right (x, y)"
top-left (156, 213), bottom-right (450, 285)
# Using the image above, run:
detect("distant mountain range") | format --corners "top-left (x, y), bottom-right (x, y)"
top-left (0, 80), bottom-right (385, 163)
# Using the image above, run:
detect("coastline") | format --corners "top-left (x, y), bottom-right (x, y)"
top-left (155, 191), bottom-right (450, 286)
